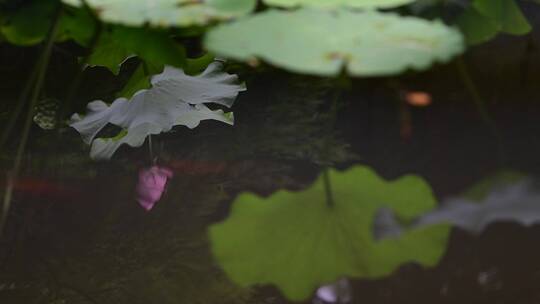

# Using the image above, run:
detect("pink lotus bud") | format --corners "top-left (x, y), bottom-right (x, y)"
top-left (136, 166), bottom-right (173, 211)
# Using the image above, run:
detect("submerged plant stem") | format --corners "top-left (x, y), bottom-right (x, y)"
top-left (456, 57), bottom-right (506, 164)
top-left (321, 88), bottom-right (342, 208)
top-left (0, 56), bottom-right (40, 149)
top-left (0, 5), bottom-right (63, 236)
top-left (456, 58), bottom-right (495, 129)
top-left (323, 169), bottom-right (334, 208)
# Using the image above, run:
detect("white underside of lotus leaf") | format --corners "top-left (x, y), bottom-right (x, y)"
top-left (71, 61), bottom-right (244, 160)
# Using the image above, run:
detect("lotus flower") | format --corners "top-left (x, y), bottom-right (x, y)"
top-left (136, 166), bottom-right (173, 211)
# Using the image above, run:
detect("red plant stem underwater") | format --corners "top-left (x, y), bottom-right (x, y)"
top-left (0, 160), bottom-right (229, 212)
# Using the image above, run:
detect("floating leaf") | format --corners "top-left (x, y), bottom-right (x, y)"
top-left (0, 0), bottom-right (189, 63)
top-left (62, 0), bottom-right (257, 27)
top-left (263, 0), bottom-right (416, 9)
top-left (205, 9), bottom-right (464, 77)
top-left (209, 166), bottom-right (450, 301)
top-left (71, 61), bottom-right (245, 159)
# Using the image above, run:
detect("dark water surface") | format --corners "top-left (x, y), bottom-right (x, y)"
top-left (2, 14), bottom-right (540, 304)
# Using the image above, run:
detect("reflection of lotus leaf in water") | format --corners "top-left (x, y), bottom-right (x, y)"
top-left (70, 61), bottom-right (244, 159)
top-left (375, 175), bottom-right (540, 237)
top-left (209, 166), bottom-right (450, 301)
top-left (418, 180), bottom-right (540, 233)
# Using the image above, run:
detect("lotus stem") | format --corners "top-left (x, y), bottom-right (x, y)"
top-left (0, 4), bottom-right (63, 236)
top-left (148, 135), bottom-right (155, 164)
top-left (323, 168), bottom-right (335, 208)
top-left (321, 87), bottom-right (342, 208)
top-left (0, 53), bottom-right (40, 149)
top-left (456, 57), bottom-right (506, 164)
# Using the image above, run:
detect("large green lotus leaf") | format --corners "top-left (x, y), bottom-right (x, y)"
top-left (205, 9), bottom-right (464, 77)
top-left (62, 0), bottom-right (257, 27)
top-left (263, 0), bottom-right (416, 9)
top-left (209, 166), bottom-right (450, 301)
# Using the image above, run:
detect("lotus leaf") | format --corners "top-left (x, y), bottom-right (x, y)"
top-left (88, 26), bottom-right (186, 74)
top-left (209, 166), bottom-right (450, 301)
top-left (263, 0), bottom-right (416, 9)
top-left (458, 0), bottom-right (531, 45)
top-left (71, 61), bottom-right (245, 159)
top-left (117, 54), bottom-right (215, 99)
top-left (62, 0), bottom-right (257, 27)
top-left (205, 9), bottom-right (464, 76)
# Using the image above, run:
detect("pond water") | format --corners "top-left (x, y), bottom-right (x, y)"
top-left (2, 22), bottom-right (540, 304)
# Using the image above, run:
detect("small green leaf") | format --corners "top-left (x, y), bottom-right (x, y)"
top-left (209, 166), bottom-right (450, 301)
top-left (58, 6), bottom-right (98, 46)
top-left (457, 6), bottom-right (499, 45)
top-left (88, 25), bottom-right (186, 74)
top-left (473, 0), bottom-right (531, 35)
top-left (458, 0), bottom-right (531, 45)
